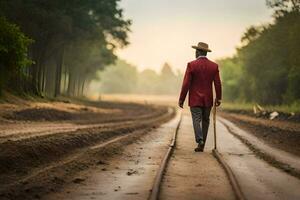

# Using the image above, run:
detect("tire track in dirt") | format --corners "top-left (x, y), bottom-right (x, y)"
top-left (0, 105), bottom-right (175, 200)
top-left (0, 106), bottom-right (168, 143)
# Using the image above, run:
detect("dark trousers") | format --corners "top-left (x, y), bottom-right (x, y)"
top-left (190, 106), bottom-right (212, 144)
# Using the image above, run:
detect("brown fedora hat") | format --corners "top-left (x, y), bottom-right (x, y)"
top-left (192, 42), bottom-right (212, 52)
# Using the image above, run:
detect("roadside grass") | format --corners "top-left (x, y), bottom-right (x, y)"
top-left (221, 102), bottom-right (300, 114)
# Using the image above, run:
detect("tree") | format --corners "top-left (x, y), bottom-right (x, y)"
top-left (0, 0), bottom-right (131, 97)
top-left (219, 0), bottom-right (300, 105)
top-left (158, 63), bottom-right (178, 94)
top-left (99, 60), bottom-right (138, 94)
top-left (95, 60), bottom-right (183, 95)
top-left (217, 57), bottom-right (242, 102)
top-left (137, 69), bottom-right (160, 94)
top-left (267, 0), bottom-right (300, 16)
top-left (0, 17), bottom-right (33, 95)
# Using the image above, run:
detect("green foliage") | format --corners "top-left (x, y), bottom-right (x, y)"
top-left (0, 17), bottom-right (33, 95)
top-left (218, 57), bottom-right (242, 102)
top-left (0, 17), bottom-right (33, 68)
top-left (267, 0), bottom-right (300, 16)
top-left (0, 0), bottom-right (131, 97)
top-left (220, 1), bottom-right (300, 106)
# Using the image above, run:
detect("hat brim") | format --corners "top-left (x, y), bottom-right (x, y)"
top-left (192, 46), bottom-right (212, 52)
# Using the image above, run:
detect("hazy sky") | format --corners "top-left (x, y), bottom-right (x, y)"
top-left (117, 0), bottom-right (273, 72)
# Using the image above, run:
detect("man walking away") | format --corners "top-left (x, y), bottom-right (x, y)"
top-left (178, 42), bottom-right (222, 152)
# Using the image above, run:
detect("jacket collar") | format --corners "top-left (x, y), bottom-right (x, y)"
top-left (197, 56), bottom-right (207, 59)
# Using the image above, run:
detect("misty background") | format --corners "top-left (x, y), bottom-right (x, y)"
top-left (0, 0), bottom-right (299, 110)
top-left (89, 60), bottom-right (183, 96)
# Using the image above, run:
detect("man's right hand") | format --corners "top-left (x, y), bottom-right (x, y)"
top-left (215, 99), bottom-right (221, 107)
top-left (178, 101), bottom-right (184, 108)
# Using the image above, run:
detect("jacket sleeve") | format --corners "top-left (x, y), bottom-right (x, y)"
top-left (179, 63), bottom-right (192, 103)
top-left (214, 65), bottom-right (222, 100)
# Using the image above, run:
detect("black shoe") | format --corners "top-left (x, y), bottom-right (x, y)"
top-left (194, 147), bottom-right (203, 152)
top-left (194, 142), bottom-right (204, 152)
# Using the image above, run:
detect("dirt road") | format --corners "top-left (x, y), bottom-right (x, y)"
top-left (220, 111), bottom-right (300, 156)
top-left (0, 98), bottom-right (174, 200)
top-left (43, 110), bottom-right (236, 200)
top-left (217, 118), bottom-right (300, 200)
top-left (1, 96), bottom-right (300, 200)
top-left (160, 111), bottom-right (235, 200)
top-left (43, 110), bottom-right (182, 200)
top-left (161, 110), bottom-right (300, 200)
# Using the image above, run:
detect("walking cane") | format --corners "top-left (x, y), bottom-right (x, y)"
top-left (213, 101), bottom-right (217, 150)
top-left (211, 102), bottom-right (245, 200)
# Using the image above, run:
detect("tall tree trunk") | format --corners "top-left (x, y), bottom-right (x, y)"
top-left (30, 64), bottom-right (38, 93)
top-left (67, 70), bottom-right (75, 96)
top-left (0, 64), bottom-right (4, 96)
top-left (54, 47), bottom-right (65, 97)
top-left (30, 43), bottom-right (46, 95)
top-left (64, 67), bottom-right (69, 93)
top-left (81, 78), bottom-right (85, 96)
top-left (75, 74), bottom-right (80, 97)
top-left (41, 63), bottom-right (46, 93)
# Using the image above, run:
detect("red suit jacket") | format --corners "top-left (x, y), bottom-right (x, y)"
top-left (179, 57), bottom-right (222, 107)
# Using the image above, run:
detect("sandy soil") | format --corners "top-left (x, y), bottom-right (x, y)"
top-left (220, 111), bottom-right (300, 156)
top-left (43, 111), bottom-right (181, 200)
top-left (0, 97), bottom-right (162, 124)
top-left (0, 97), bottom-right (175, 200)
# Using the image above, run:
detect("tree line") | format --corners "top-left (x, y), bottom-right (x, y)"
top-left (219, 0), bottom-right (300, 106)
top-left (89, 60), bottom-right (183, 95)
top-left (0, 0), bottom-right (130, 97)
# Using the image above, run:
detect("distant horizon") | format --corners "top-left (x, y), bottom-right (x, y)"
top-left (117, 0), bottom-right (273, 72)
